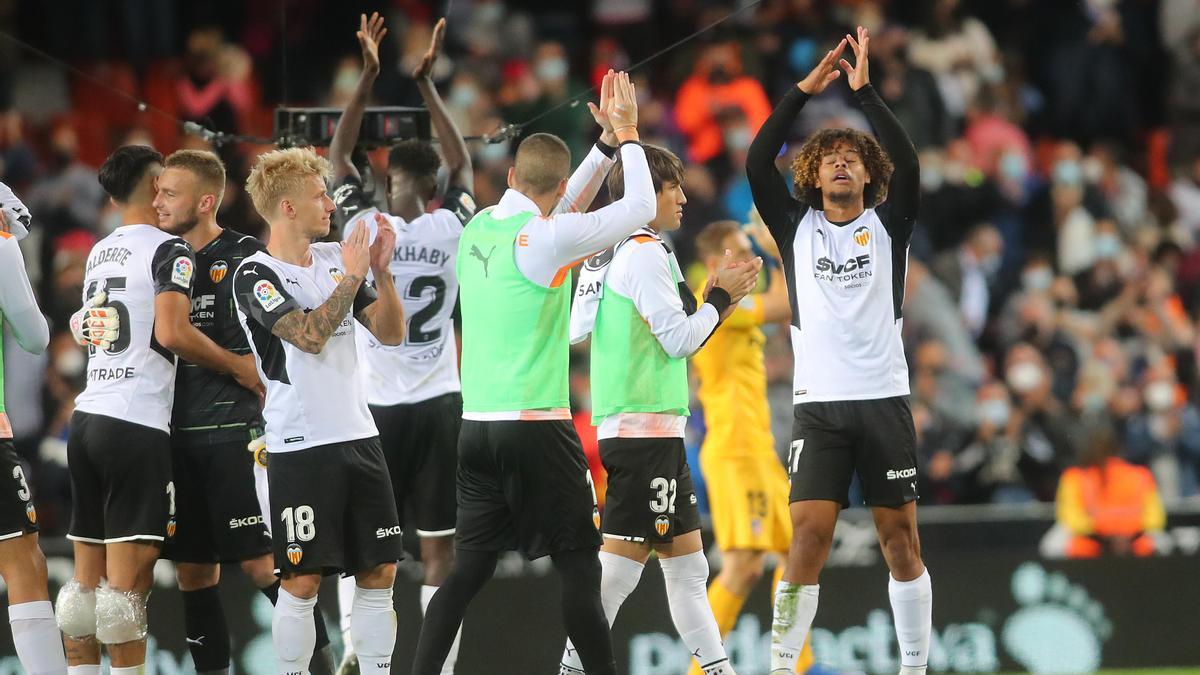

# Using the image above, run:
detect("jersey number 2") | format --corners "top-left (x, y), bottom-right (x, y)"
top-left (404, 275), bottom-right (446, 346)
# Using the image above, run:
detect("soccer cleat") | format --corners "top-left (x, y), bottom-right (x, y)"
top-left (702, 659), bottom-right (737, 675)
top-left (559, 664), bottom-right (585, 675)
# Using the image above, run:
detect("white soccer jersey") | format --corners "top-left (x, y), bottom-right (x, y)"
top-left (74, 224), bottom-right (195, 432)
top-left (788, 208), bottom-right (910, 403)
top-left (336, 187), bottom-right (475, 406)
top-left (233, 243), bottom-right (379, 453)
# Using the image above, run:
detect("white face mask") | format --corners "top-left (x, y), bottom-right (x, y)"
top-left (56, 347), bottom-right (86, 378)
top-left (1022, 267), bottom-right (1053, 291)
top-left (979, 398), bottom-right (1011, 427)
top-left (1145, 381), bottom-right (1176, 412)
top-left (1006, 361), bottom-right (1043, 393)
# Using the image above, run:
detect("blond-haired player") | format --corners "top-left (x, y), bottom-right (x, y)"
top-left (235, 147), bottom-right (406, 674)
top-left (691, 217), bottom-right (814, 674)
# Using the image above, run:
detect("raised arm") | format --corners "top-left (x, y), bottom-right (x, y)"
top-left (355, 214), bottom-right (405, 345)
top-left (552, 69), bottom-right (622, 215)
top-left (747, 43), bottom-right (845, 244)
top-left (840, 26), bottom-right (919, 238)
top-left (413, 18), bottom-right (472, 194)
top-left (329, 13), bottom-right (387, 182)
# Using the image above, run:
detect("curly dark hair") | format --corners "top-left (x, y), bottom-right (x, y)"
top-left (791, 129), bottom-right (893, 209)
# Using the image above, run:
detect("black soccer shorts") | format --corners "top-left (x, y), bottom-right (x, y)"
top-left (788, 396), bottom-right (919, 508)
top-left (599, 436), bottom-right (701, 544)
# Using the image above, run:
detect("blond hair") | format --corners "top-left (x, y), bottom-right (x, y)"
top-left (165, 149), bottom-right (226, 208)
top-left (245, 147), bottom-right (332, 219)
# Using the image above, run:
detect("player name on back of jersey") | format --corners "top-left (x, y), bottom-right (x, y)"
top-left (87, 366), bottom-right (136, 381)
top-left (392, 244), bottom-right (452, 267)
top-left (86, 246), bottom-right (133, 274)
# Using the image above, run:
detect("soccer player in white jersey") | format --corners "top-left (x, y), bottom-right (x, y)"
top-left (746, 29), bottom-right (931, 675)
top-left (327, 16), bottom-right (474, 674)
top-left (411, 71), bottom-right (650, 675)
top-left (59, 146), bottom-right (262, 675)
top-left (561, 145), bottom-right (760, 675)
top-left (0, 188), bottom-right (67, 673)
top-left (234, 147), bottom-right (406, 675)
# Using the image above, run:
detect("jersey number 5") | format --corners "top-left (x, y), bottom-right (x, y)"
top-left (85, 277), bottom-right (132, 355)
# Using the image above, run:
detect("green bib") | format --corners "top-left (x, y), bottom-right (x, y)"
top-left (457, 208), bottom-right (571, 412)
top-left (590, 240), bottom-right (689, 424)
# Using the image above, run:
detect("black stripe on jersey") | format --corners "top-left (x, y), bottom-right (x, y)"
top-left (778, 208), bottom-right (807, 332)
top-left (247, 319), bottom-right (290, 384)
top-left (890, 232), bottom-right (908, 321)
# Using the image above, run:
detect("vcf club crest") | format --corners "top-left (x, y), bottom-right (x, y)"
top-left (287, 543), bottom-right (304, 566)
top-left (166, 516), bottom-right (177, 538)
top-left (25, 502), bottom-right (36, 525)
top-left (209, 260), bottom-right (228, 283)
top-left (329, 267), bottom-right (345, 284)
top-left (654, 515), bottom-right (671, 537)
top-left (853, 226), bottom-right (871, 247)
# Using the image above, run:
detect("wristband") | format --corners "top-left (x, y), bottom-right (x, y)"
top-left (596, 140), bottom-right (618, 159)
top-left (705, 287), bottom-right (732, 315)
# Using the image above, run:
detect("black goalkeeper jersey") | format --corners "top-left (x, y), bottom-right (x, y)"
top-left (171, 229), bottom-right (267, 439)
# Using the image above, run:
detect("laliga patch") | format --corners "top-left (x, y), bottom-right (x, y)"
top-left (171, 256), bottom-right (194, 287)
top-left (254, 280), bottom-right (285, 311)
top-left (209, 260), bottom-right (228, 283)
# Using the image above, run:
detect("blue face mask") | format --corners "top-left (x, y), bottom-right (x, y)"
top-left (1053, 160), bottom-right (1083, 187)
top-left (999, 152), bottom-right (1028, 182)
top-left (1094, 233), bottom-right (1121, 260)
top-left (535, 58), bottom-right (568, 82)
top-left (449, 85), bottom-right (479, 108)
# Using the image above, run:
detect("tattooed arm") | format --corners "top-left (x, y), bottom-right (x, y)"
top-left (269, 274), bottom-right (365, 354)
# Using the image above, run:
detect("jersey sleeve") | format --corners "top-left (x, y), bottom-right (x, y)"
top-left (439, 187), bottom-right (477, 227)
top-left (0, 235), bottom-right (49, 354)
top-left (855, 84), bottom-right (919, 244)
top-left (747, 88), bottom-right (811, 248)
top-left (151, 238), bottom-right (197, 296)
top-left (621, 241), bottom-right (720, 359)
top-left (233, 260), bottom-right (301, 331)
top-left (331, 174), bottom-right (379, 230)
top-left (353, 280), bottom-right (378, 315)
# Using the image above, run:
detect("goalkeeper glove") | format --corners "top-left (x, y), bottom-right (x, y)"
top-left (69, 292), bottom-right (121, 350)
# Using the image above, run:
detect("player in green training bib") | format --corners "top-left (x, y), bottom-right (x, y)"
top-left (0, 187), bottom-right (66, 672)
top-left (411, 71), bottom-right (650, 675)
top-left (561, 145), bottom-right (761, 675)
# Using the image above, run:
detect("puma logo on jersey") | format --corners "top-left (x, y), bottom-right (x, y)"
top-left (470, 244), bottom-right (496, 277)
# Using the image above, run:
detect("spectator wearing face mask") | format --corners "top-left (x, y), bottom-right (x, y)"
top-left (1058, 423), bottom-right (1165, 558)
top-left (956, 380), bottom-right (1028, 503)
top-left (1003, 343), bottom-right (1082, 501)
top-left (1123, 363), bottom-right (1200, 500)
top-left (1073, 220), bottom-right (1127, 311)
top-left (931, 222), bottom-right (1003, 338)
top-left (675, 42), bottom-right (771, 164)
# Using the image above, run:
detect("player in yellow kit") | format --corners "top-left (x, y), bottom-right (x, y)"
top-left (690, 217), bottom-right (814, 674)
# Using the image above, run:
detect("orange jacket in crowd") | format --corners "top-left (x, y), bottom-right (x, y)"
top-left (1056, 457), bottom-right (1166, 558)
top-left (675, 73), bottom-right (771, 164)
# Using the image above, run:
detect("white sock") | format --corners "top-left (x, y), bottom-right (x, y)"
top-left (421, 585), bottom-right (461, 675)
top-left (110, 667), bottom-right (145, 675)
top-left (351, 586), bottom-right (396, 673)
top-left (770, 582), bottom-right (819, 673)
top-left (273, 587), bottom-right (317, 675)
top-left (337, 574), bottom-right (356, 656)
top-left (68, 667), bottom-right (101, 675)
top-left (890, 569), bottom-right (932, 670)
top-left (10, 600), bottom-right (68, 674)
top-left (660, 551), bottom-right (734, 675)
top-left (560, 551), bottom-right (644, 673)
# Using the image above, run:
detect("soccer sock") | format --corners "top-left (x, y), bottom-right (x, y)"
top-left (68, 667), bottom-right (102, 675)
top-left (273, 587), bottom-right (317, 675)
top-left (9, 600), bottom-right (68, 674)
top-left (552, 549), bottom-right (617, 675)
top-left (261, 578), bottom-right (332, 671)
top-left (561, 551), bottom-right (644, 672)
top-left (337, 574), bottom-right (355, 653)
top-left (351, 586), bottom-right (396, 673)
top-left (889, 569), bottom-right (932, 671)
top-left (770, 582), bottom-right (819, 674)
top-left (181, 586), bottom-right (231, 674)
top-left (411, 549), bottom-right (497, 675)
top-left (660, 552), bottom-right (732, 674)
top-left (708, 579), bottom-right (747, 637)
top-left (110, 667), bottom-right (145, 675)
top-left (421, 585), bottom-right (461, 675)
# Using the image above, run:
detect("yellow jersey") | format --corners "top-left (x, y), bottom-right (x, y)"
top-left (693, 289), bottom-right (775, 458)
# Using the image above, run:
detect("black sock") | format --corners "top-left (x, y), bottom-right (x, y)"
top-left (411, 549), bottom-right (497, 675)
top-left (182, 585), bottom-right (232, 673)
top-left (261, 578), bottom-right (331, 651)
top-left (553, 549), bottom-right (616, 675)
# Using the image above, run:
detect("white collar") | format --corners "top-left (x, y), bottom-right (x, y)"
top-left (492, 189), bottom-right (543, 219)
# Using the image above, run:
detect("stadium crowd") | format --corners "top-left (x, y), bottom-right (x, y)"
top-left (1, 0), bottom-right (1199, 541)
